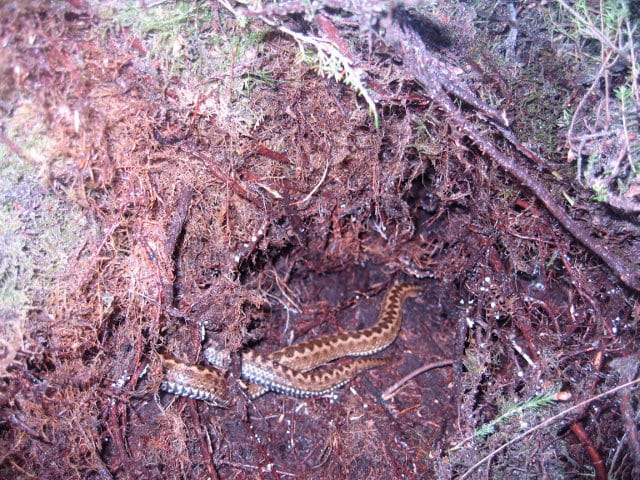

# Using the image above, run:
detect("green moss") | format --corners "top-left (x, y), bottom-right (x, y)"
top-left (0, 132), bottom-right (91, 373)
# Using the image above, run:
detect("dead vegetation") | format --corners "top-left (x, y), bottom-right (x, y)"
top-left (0, 1), bottom-right (639, 479)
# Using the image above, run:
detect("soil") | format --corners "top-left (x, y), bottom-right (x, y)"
top-left (1, 1), bottom-right (639, 480)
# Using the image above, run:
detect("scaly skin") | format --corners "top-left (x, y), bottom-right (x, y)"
top-left (160, 283), bottom-right (421, 403)
top-left (160, 355), bottom-right (230, 407)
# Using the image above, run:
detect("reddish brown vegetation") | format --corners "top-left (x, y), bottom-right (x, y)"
top-left (1, 2), bottom-right (638, 479)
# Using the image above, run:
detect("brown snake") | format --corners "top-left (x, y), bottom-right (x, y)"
top-left (160, 283), bottom-right (421, 406)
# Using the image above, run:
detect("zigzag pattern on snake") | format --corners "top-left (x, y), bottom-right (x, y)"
top-left (160, 282), bottom-right (421, 406)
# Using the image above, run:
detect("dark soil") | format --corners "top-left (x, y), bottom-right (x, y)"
top-left (1, 1), bottom-right (638, 479)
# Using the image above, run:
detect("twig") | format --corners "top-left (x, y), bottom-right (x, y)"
top-left (164, 185), bottom-right (192, 257)
top-left (279, 25), bottom-right (380, 128)
top-left (455, 110), bottom-right (639, 290)
top-left (217, 460), bottom-right (298, 477)
top-left (3, 413), bottom-right (51, 444)
top-left (78, 221), bottom-right (121, 290)
top-left (0, 129), bottom-right (28, 160)
top-left (557, 0), bottom-right (631, 64)
top-left (620, 384), bottom-right (640, 471)
top-left (188, 149), bottom-right (264, 208)
top-left (612, 354), bottom-right (640, 471)
top-left (569, 422), bottom-right (607, 480)
top-left (567, 50), bottom-right (614, 181)
top-left (105, 402), bottom-right (130, 473)
top-left (188, 401), bottom-right (221, 480)
top-left (381, 16), bottom-right (640, 291)
top-left (241, 420), bottom-right (283, 480)
top-left (381, 359), bottom-right (453, 401)
top-left (295, 158), bottom-right (330, 205)
top-left (456, 377), bottom-right (640, 480)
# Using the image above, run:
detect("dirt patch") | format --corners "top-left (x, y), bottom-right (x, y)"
top-left (1, 1), bottom-right (639, 479)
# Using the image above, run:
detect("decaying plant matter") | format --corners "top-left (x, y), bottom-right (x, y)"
top-left (1, 1), bottom-right (639, 479)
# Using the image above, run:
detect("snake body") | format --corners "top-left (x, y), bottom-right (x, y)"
top-left (160, 283), bottom-right (421, 405)
top-left (160, 356), bottom-right (230, 407)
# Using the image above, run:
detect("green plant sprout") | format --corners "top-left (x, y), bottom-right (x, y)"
top-left (281, 25), bottom-right (380, 129)
top-left (449, 391), bottom-right (565, 452)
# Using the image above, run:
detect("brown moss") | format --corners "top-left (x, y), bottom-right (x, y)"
top-left (1, 1), bottom-right (638, 479)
